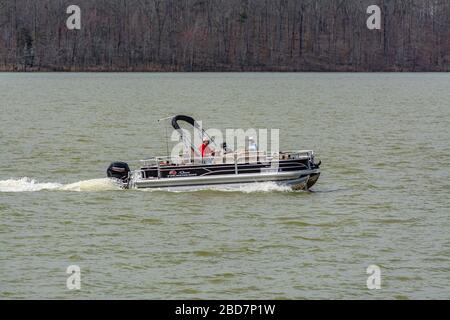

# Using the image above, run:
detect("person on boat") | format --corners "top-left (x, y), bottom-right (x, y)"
top-left (221, 142), bottom-right (232, 154)
top-left (248, 137), bottom-right (258, 152)
top-left (200, 138), bottom-right (215, 161)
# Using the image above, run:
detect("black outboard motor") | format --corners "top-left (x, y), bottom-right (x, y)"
top-left (107, 162), bottom-right (131, 186)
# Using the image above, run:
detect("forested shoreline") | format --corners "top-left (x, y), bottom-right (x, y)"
top-left (0, 0), bottom-right (449, 72)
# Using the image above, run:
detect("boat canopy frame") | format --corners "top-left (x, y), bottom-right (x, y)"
top-left (169, 115), bottom-right (219, 157)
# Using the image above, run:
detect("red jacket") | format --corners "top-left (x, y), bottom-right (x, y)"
top-left (200, 143), bottom-right (213, 157)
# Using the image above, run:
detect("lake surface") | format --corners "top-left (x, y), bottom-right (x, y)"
top-left (0, 73), bottom-right (449, 299)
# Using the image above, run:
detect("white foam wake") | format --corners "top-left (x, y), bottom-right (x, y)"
top-left (0, 177), bottom-right (62, 192)
top-left (217, 181), bottom-right (293, 193)
top-left (0, 178), bottom-right (294, 193)
top-left (235, 181), bottom-right (293, 193)
top-left (59, 178), bottom-right (122, 192)
top-left (140, 181), bottom-right (294, 193)
top-left (0, 177), bottom-right (122, 193)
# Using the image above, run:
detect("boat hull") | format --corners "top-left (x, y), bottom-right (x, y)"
top-left (130, 169), bottom-right (320, 191)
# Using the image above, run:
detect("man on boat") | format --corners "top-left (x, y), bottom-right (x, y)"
top-left (200, 138), bottom-right (215, 162)
top-left (248, 137), bottom-right (258, 152)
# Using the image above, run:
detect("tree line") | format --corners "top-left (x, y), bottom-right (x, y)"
top-left (0, 0), bottom-right (449, 71)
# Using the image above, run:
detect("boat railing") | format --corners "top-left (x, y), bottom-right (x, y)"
top-left (139, 151), bottom-right (269, 166)
top-left (139, 150), bottom-right (313, 167)
top-left (278, 150), bottom-right (314, 161)
top-left (131, 150), bottom-right (314, 181)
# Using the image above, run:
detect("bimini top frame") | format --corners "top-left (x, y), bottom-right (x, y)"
top-left (166, 115), bottom-right (219, 157)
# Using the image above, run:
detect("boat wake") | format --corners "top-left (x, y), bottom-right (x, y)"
top-left (140, 181), bottom-right (295, 193)
top-left (0, 177), bottom-right (297, 193)
top-left (0, 177), bottom-right (122, 193)
top-left (214, 181), bottom-right (293, 193)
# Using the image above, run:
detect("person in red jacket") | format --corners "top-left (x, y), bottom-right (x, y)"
top-left (200, 138), bottom-right (215, 159)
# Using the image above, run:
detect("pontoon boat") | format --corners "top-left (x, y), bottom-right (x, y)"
top-left (107, 115), bottom-right (321, 190)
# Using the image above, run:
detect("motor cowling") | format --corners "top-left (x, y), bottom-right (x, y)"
top-left (107, 162), bottom-right (130, 185)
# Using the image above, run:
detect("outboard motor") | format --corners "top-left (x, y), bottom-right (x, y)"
top-left (107, 162), bottom-right (131, 186)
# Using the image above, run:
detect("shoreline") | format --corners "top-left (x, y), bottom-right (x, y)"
top-left (1, 67), bottom-right (449, 72)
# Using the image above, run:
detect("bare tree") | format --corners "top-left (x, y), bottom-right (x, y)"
top-left (0, 0), bottom-right (449, 71)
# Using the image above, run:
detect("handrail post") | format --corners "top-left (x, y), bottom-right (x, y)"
top-left (234, 153), bottom-right (238, 174)
top-left (156, 158), bottom-right (161, 178)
